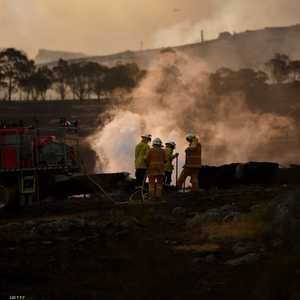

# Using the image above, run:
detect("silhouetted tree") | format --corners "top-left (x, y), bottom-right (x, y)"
top-left (0, 65), bottom-right (8, 100)
top-left (104, 63), bottom-right (143, 92)
top-left (66, 62), bottom-right (85, 100)
top-left (32, 66), bottom-right (53, 100)
top-left (19, 66), bottom-right (53, 100)
top-left (236, 68), bottom-right (268, 89)
top-left (53, 59), bottom-right (69, 100)
top-left (91, 65), bottom-right (109, 100)
top-left (210, 67), bottom-right (268, 94)
top-left (288, 60), bottom-right (300, 82)
top-left (55, 60), bottom-right (144, 100)
top-left (0, 48), bottom-right (31, 100)
top-left (18, 60), bottom-right (36, 100)
top-left (209, 67), bottom-right (235, 93)
top-left (266, 53), bottom-right (290, 84)
top-left (82, 62), bottom-right (106, 99)
top-left (66, 62), bottom-right (106, 100)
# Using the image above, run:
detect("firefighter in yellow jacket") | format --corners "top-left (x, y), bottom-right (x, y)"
top-left (146, 138), bottom-right (167, 200)
top-left (177, 133), bottom-right (202, 192)
top-left (135, 133), bottom-right (152, 187)
top-left (164, 141), bottom-right (179, 185)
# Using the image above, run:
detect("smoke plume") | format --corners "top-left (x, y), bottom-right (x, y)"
top-left (1, 0), bottom-right (300, 57)
top-left (153, 0), bottom-right (300, 48)
top-left (87, 51), bottom-right (298, 175)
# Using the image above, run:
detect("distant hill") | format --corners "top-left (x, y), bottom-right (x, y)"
top-left (44, 24), bottom-right (300, 70)
top-left (35, 49), bottom-right (87, 64)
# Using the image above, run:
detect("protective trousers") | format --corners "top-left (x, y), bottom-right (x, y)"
top-left (135, 168), bottom-right (146, 187)
top-left (164, 172), bottom-right (172, 185)
top-left (148, 175), bottom-right (164, 199)
top-left (177, 167), bottom-right (199, 192)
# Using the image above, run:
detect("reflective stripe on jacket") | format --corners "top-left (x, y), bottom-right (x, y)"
top-left (147, 146), bottom-right (167, 176)
top-left (135, 141), bottom-right (150, 169)
top-left (185, 138), bottom-right (202, 168)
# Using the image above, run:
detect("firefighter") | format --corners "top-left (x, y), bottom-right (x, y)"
top-left (135, 133), bottom-right (152, 187)
top-left (164, 141), bottom-right (179, 185)
top-left (146, 138), bottom-right (167, 200)
top-left (177, 133), bottom-right (202, 192)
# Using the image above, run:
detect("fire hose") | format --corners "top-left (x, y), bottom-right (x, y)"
top-left (80, 157), bottom-right (145, 205)
top-left (129, 176), bottom-right (147, 204)
top-left (80, 160), bottom-right (115, 204)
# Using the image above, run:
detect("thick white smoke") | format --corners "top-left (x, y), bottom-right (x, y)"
top-left (87, 51), bottom-right (297, 176)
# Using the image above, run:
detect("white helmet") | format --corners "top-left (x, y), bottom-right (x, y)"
top-left (141, 133), bottom-right (152, 141)
top-left (185, 133), bottom-right (195, 141)
top-left (152, 137), bottom-right (162, 146)
top-left (166, 141), bottom-right (176, 147)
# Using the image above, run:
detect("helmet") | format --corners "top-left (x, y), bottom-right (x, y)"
top-left (152, 138), bottom-right (162, 146)
top-left (166, 141), bottom-right (176, 148)
top-left (141, 133), bottom-right (152, 141)
top-left (185, 133), bottom-right (195, 141)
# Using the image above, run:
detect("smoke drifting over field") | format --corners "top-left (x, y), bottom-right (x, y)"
top-left (88, 52), bottom-right (297, 174)
top-left (154, 0), bottom-right (300, 48)
top-left (1, 0), bottom-right (300, 57)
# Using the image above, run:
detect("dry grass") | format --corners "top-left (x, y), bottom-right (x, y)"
top-left (202, 218), bottom-right (265, 241)
top-left (193, 204), bottom-right (270, 242)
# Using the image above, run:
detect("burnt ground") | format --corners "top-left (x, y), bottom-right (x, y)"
top-left (1, 186), bottom-right (300, 300)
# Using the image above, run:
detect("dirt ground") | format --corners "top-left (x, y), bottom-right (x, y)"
top-left (1, 186), bottom-right (300, 300)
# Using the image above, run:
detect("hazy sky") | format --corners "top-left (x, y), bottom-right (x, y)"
top-left (1, 0), bottom-right (300, 58)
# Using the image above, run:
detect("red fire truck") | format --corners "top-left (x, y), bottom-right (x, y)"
top-left (0, 126), bottom-right (80, 209)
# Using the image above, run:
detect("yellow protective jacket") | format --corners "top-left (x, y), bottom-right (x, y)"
top-left (135, 141), bottom-right (150, 169)
top-left (185, 137), bottom-right (202, 168)
top-left (146, 146), bottom-right (167, 176)
top-left (165, 146), bottom-right (175, 172)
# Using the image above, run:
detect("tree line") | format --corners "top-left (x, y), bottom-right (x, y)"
top-left (0, 48), bottom-right (145, 101)
top-left (1, 47), bottom-right (300, 101)
top-left (209, 53), bottom-right (300, 95)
